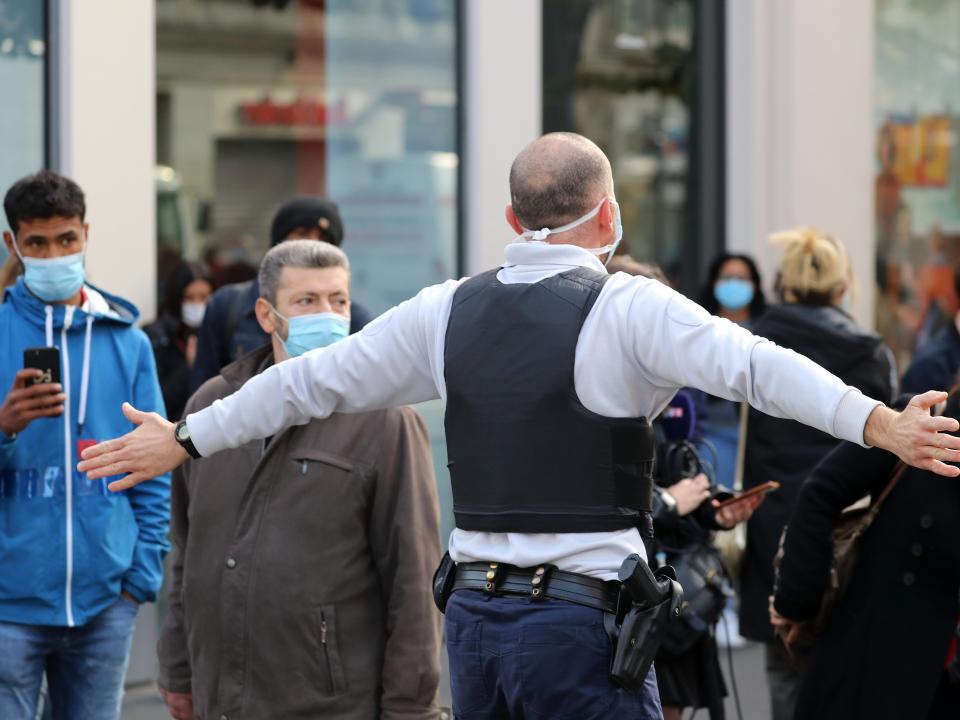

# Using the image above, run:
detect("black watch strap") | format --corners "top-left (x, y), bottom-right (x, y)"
top-left (174, 420), bottom-right (202, 459)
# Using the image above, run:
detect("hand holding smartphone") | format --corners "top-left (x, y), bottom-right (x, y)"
top-left (23, 348), bottom-right (62, 386)
top-left (0, 348), bottom-right (65, 437)
top-left (714, 481), bottom-right (780, 510)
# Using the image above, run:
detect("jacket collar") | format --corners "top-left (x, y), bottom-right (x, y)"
top-left (502, 239), bottom-right (608, 274)
top-left (220, 344), bottom-right (274, 391)
top-left (4, 278), bottom-right (139, 329)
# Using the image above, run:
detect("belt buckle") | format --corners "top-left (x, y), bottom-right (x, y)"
top-left (529, 564), bottom-right (556, 601)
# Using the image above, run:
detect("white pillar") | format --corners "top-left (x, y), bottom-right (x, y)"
top-left (54, 0), bottom-right (156, 322)
top-left (52, 0), bottom-right (158, 686)
top-left (726, 0), bottom-right (875, 328)
top-left (462, 0), bottom-right (541, 275)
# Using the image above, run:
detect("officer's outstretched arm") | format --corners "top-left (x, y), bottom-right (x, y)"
top-left (79, 281), bottom-right (456, 489)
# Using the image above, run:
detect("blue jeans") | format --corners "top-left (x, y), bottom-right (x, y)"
top-left (0, 597), bottom-right (138, 720)
top-left (445, 589), bottom-right (663, 720)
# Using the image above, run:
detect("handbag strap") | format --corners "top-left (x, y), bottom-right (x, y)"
top-left (863, 461), bottom-right (907, 525)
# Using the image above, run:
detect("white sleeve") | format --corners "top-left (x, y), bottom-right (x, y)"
top-left (634, 287), bottom-right (881, 447)
top-left (185, 280), bottom-right (458, 456)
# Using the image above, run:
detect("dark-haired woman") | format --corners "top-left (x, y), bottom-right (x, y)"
top-left (771, 394), bottom-right (960, 719)
top-left (692, 254), bottom-right (767, 491)
top-left (699, 253), bottom-right (767, 326)
top-left (144, 262), bottom-right (213, 420)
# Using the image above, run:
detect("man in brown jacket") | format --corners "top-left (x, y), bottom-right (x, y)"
top-left (156, 240), bottom-right (442, 720)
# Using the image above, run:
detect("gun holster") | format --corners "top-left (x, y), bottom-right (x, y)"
top-left (432, 552), bottom-right (457, 613)
top-left (608, 565), bottom-right (684, 693)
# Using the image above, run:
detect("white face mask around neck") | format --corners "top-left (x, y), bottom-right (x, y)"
top-left (517, 197), bottom-right (623, 267)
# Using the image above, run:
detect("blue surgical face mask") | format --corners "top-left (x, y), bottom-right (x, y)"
top-left (714, 278), bottom-right (754, 311)
top-left (13, 244), bottom-right (86, 302)
top-left (272, 308), bottom-right (350, 359)
top-left (518, 197), bottom-right (623, 268)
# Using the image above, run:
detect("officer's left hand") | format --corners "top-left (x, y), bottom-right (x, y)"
top-left (864, 391), bottom-right (960, 477)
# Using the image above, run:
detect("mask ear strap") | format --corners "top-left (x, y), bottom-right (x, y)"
top-left (518, 197), bottom-right (607, 242)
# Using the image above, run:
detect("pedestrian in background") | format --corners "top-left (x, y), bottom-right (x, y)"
top-left (737, 227), bottom-right (896, 720)
top-left (772, 393), bottom-right (960, 719)
top-left (157, 240), bottom-right (441, 720)
top-left (0, 170), bottom-right (169, 720)
top-left (651, 424), bottom-right (762, 719)
top-left (693, 253), bottom-right (767, 490)
top-left (190, 197), bottom-right (372, 389)
top-left (144, 261), bottom-right (213, 421)
top-left (901, 261), bottom-right (960, 394)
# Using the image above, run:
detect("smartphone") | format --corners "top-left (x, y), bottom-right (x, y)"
top-left (23, 347), bottom-right (61, 386)
top-left (714, 481), bottom-right (781, 510)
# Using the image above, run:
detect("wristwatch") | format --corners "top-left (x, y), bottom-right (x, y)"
top-left (174, 420), bottom-right (201, 459)
top-left (658, 488), bottom-right (678, 514)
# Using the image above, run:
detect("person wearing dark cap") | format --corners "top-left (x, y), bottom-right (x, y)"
top-left (190, 198), bottom-right (372, 392)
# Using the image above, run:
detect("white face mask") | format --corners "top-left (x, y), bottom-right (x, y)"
top-left (181, 301), bottom-right (206, 329)
top-left (518, 197), bottom-right (623, 267)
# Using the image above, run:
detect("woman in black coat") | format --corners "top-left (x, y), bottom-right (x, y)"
top-left (144, 261), bottom-right (213, 420)
top-left (771, 395), bottom-right (960, 719)
top-left (737, 228), bottom-right (896, 720)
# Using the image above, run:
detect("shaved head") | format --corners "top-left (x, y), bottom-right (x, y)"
top-left (509, 132), bottom-right (613, 230)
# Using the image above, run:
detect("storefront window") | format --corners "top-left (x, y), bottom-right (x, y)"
top-left (156, 0), bottom-right (460, 541)
top-left (0, 0), bottom-right (46, 259)
top-left (156, 0), bottom-right (459, 314)
top-left (875, 0), bottom-right (960, 370)
top-left (542, 0), bottom-right (709, 291)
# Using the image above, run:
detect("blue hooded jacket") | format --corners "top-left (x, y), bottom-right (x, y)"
top-left (0, 279), bottom-right (170, 627)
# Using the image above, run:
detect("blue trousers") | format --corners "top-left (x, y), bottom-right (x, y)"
top-left (0, 597), bottom-right (138, 720)
top-left (445, 589), bottom-right (663, 719)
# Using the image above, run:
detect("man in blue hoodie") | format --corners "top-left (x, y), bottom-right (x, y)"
top-left (0, 170), bottom-right (170, 720)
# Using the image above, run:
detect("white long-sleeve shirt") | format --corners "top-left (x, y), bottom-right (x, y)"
top-left (187, 240), bottom-right (881, 579)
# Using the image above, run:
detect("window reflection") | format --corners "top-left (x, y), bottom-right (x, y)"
top-left (156, 0), bottom-right (459, 313)
top-left (0, 0), bottom-right (45, 264)
top-left (874, 0), bottom-right (960, 368)
top-left (543, 0), bottom-right (694, 287)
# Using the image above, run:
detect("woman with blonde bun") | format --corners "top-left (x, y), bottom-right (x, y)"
top-left (737, 227), bottom-right (897, 720)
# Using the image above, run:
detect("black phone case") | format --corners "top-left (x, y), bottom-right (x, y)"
top-left (23, 347), bottom-right (61, 385)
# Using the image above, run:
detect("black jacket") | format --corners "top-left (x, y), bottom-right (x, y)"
top-left (774, 436), bottom-right (960, 719)
top-left (738, 304), bottom-right (896, 642)
top-left (144, 312), bottom-right (193, 421)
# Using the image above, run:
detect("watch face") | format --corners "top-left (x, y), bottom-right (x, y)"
top-left (176, 423), bottom-right (189, 442)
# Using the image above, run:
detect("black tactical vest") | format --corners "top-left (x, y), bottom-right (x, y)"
top-left (443, 267), bottom-right (655, 534)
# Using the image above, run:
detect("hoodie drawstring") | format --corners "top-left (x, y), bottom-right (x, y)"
top-left (44, 305), bottom-right (53, 347)
top-left (45, 305), bottom-right (93, 431)
top-left (77, 315), bottom-right (93, 429)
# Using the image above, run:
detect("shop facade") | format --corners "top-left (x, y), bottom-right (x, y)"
top-left (4, 0), bottom-right (955, 687)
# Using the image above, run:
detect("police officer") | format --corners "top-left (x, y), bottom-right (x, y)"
top-left (80, 133), bottom-right (960, 719)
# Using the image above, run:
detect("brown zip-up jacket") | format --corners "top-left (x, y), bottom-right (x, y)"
top-left (157, 347), bottom-right (442, 719)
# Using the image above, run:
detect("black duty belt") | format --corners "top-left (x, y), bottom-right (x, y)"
top-left (452, 561), bottom-right (620, 614)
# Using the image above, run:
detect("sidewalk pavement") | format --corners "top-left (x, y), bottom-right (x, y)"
top-left (121, 641), bottom-right (770, 719)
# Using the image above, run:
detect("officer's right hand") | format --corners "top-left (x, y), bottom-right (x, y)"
top-left (0, 369), bottom-right (66, 437)
top-left (159, 687), bottom-right (196, 720)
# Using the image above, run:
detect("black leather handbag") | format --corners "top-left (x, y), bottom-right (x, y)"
top-left (658, 544), bottom-right (732, 656)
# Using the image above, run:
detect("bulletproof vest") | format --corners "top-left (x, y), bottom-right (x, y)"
top-left (443, 267), bottom-right (655, 534)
